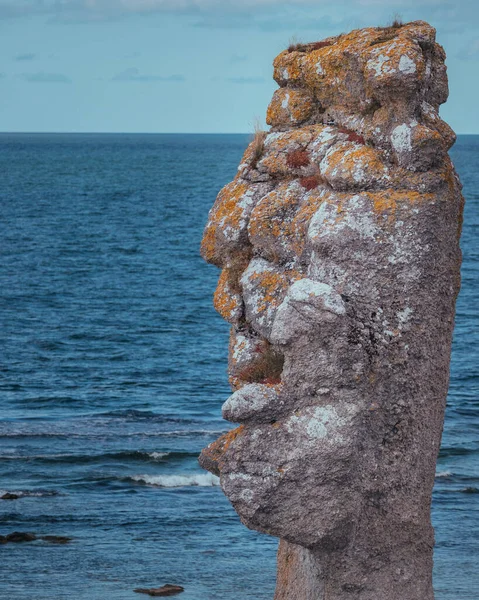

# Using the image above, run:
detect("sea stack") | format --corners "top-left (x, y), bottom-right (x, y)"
top-left (199, 20), bottom-right (463, 600)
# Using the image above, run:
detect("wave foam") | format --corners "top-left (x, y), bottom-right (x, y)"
top-left (148, 452), bottom-right (169, 461)
top-left (130, 473), bottom-right (220, 488)
top-left (436, 471), bottom-right (453, 478)
top-left (0, 489), bottom-right (59, 498)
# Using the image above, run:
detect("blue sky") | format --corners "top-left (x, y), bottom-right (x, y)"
top-left (0, 0), bottom-right (478, 133)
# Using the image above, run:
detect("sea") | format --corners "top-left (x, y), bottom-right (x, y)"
top-left (0, 133), bottom-right (477, 599)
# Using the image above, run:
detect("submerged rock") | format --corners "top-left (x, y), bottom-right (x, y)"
top-left (134, 585), bottom-right (184, 597)
top-left (5, 532), bottom-right (37, 543)
top-left (0, 532), bottom-right (72, 544)
top-left (41, 535), bottom-right (72, 544)
top-left (200, 19), bottom-right (463, 600)
top-left (1, 493), bottom-right (20, 500)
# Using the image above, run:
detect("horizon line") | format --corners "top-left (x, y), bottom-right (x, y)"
top-left (1, 131), bottom-right (478, 136)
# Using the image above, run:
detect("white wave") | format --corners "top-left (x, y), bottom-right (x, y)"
top-left (436, 471), bottom-right (453, 478)
top-left (147, 429), bottom-right (229, 437)
top-left (148, 452), bottom-right (169, 461)
top-left (130, 473), bottom-right (220, 488)
top-left (0, 489), bottom-right (57, 498)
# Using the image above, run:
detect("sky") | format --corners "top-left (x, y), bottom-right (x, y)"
top-left (0, 0), bottom-right (478, 133)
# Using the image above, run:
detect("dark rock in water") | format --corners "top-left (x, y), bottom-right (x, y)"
top-left (41, 535), bottom-right (72, 544)
top-left (6, 532), bottom-right (37, 543)
top-left (134, 585), bottom-right (185, 596)
top-left (1, 493), bottom-right (20, 500)
top-left (0, 532), bottom-right (72, 544)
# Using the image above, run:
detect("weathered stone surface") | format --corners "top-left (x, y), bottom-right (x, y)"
top-left (200, 20), bottom-right (463, 600)
top-left (266, 88), bottom-right (315, 128)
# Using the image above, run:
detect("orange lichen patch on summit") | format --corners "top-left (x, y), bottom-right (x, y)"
top-left (266, 88), bottom-right (315, 128)
top-left (213, 269), bottom-right (243, 324)
top-left (365, 38), bottom-right (425, 95)
top-left (200, 179), bottom-right (254, 265)
top-left (248, 182), bottom-right (302, 261)
top-left (293, 28), bottom-right (384, 108)
top-left (272, 21), bottom-right (435, 112)
top-left (321, 142), bottom-right (388, 190)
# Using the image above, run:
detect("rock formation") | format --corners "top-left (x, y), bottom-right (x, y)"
top-left (199, 21), bottom-right (463, 600)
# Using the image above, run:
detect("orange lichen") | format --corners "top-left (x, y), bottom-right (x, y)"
top-left (291, 191), bottom-right (326, 255)
top-left (367, 190), bottom-right (435, 220)
top-left (200, 426), bottom-right (245, 474)
top-left (249, 268), bottom-right (301, 316)
top-left (221, 425), bottom-right (245, 452)
top-left (273, 21), bottom-right (434, 110)
top-left (266, 88), bottom-right (315, 128)
top-left (273, 50), bottom-right (304, 85)
top-left (213, 269), bottom-right (242, 323)
top-left (288, 40), bottom-right (334, 53)
top-left (248, 183), bottom-right (301, 260)
top-left (200, 179), bottom-right (252, 264)
top-left (321, 142), bottom-right (386, 189)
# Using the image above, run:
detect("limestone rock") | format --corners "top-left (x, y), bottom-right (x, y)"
top-left (200, 20), bottom-right (463, 600)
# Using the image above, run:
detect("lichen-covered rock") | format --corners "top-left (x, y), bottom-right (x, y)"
top-left (222, 382), bottom-right (283, 423)
top-left (200, 179), bottom-right (271, 266)
top-left (213, 268), bottom-right (243, 324)
top-left (266, 88), bottom-right (315, 128)
top-left (240, 258), bottom-right (301, 339)
top-left (200, 20), bottom-right (463, 600)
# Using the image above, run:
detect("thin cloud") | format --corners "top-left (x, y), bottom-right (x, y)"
top-left (21, 72), bottom-right (72, 83)
top-left (0, 0), bottom-right (440, 21)
top-left (193, 12), bottom-right (347, 31)
top-left (15, 53), bottom-right (36, 61)
top-left (230, 53), bottom-right (248, 63)
top-left (0, 0), bottom-right (476, 34)
top-left (460, 39), bottom-right (479, 60)
top-left (111, 67), bottom-right (184, 82)
top-left (228, 76), bottom-right (266, 84)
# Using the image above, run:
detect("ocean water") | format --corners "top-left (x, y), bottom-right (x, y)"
top-left (0, 133), bottom-right (477, 599)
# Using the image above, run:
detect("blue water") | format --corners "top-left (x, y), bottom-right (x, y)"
top-left (0, 133), bottom-right (477, 599)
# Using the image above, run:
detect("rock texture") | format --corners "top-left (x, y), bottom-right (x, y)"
top-left (199, 21), bottom-right (463, 600)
